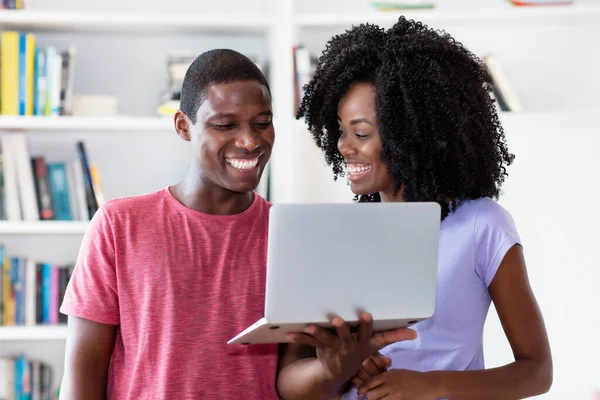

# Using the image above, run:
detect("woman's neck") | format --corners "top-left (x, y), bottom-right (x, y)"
top-left (380, 183), bottom-right (404, 203)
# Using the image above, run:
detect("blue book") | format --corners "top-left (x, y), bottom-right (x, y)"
top-left (33, 48), bottom-right (46, 116)
top-left (42, 263), bottom-right (51, 324)
top-left (18, 33), bottom-right (26, 115)
top-left (48, 162), bottom-right (72, 221)
top-left (11, 257), bottom-right (24, 325)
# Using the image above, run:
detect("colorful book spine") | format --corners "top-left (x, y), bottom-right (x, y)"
top-left (47, 162), bottom-right (73, 221)
top-left (1, 31), bottom-right (20, 115)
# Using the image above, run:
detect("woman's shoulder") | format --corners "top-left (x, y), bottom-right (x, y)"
top-left (472, 197), bottom-right (514, 229)
top-left (451, 197), bottom-right (512, 223)
top-left (445, 197), bottom-right (518, 241)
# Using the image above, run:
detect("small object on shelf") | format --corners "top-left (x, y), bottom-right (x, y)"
top-left (158, 52), bottom-right (197, 117)
top-left (72, 94), bottom-right (118, 116)
top-left (0, 0), bottom-right (25, 10)
top-left (509, 0), bottom-right (574, 5)
top-left (371, 0), bottom-right (436, 11)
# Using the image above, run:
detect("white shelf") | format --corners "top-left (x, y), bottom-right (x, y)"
top-left (293, 4), bottom-right (600, 27)
top-left (0, 221), bottom-right (89, 235)
top-left (0, 325), bottom-right (67, 340)
top-left (0, 10), bottom-right (270, 34)
top-left (0, 116), bottom-right (173, 131)
top-left (498, 110), bottom-right (600, 123)
top-left (294, 111), bottom-right (600, 128)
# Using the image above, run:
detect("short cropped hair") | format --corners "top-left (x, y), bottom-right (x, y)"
top-left (180, 49), bottom-right (270, 123)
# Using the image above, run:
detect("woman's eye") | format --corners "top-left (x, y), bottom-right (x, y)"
top-left (355, 133), bottom-right (369, 138)
top-left (255, 121), bottom-right (272, 128)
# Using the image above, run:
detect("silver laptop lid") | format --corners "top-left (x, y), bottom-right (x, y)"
top-left (264, 202), bottom-right (441, 325)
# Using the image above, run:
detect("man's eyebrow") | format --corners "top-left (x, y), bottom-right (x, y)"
top-left (210, 113), bottom-right (236, 119)
top-left (209, 111), bottom-right (273, 119)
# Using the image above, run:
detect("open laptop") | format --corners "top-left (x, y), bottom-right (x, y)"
top-left (227, 202), bottom-right (441, 345)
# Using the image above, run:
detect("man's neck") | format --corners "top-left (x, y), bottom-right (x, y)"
top-left (170, 172), bottom-right (254, 216)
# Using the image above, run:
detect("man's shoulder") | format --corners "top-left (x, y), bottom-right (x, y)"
top-left (255, 192), bottom-right (272, 208)
top-left (102, 187), bottom-right (168, 219)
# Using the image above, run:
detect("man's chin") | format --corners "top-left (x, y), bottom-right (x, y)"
top-left (225, 177), bottom-right (263, 194)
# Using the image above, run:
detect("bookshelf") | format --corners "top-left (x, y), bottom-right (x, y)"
top-left (0, 116), bottom-right (173, 131)
top-left (0, 326), bottom-right (67, 341)
top-left (293, 3), bottom-right (600, 26)
top-left (0, 0), bottom-right (598, 398)
top-left (0, 11), bottom-right (271, 33)
top-left (0, 221), bottom-right (88, 235)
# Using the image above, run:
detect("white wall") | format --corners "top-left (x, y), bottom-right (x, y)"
top-left (488, 114), bottom-right (600, 400)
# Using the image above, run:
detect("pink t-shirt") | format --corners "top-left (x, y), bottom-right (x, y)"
top-left (60, 188), bottom-right (279, 399)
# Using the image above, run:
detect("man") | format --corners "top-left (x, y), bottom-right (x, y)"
top-left (59, 49), bottom-right (279, 399)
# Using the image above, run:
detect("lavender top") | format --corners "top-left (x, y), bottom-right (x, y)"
top-left (343, 197), bottom-right (521, 400)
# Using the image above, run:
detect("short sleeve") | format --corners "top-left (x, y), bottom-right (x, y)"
top-left (60, 205), bottom-right (120, 325)
top-left (474, 198), bottom-right (522, 287)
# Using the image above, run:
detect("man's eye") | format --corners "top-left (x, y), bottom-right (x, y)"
top-left (214, 124), bottom-right (235, 130)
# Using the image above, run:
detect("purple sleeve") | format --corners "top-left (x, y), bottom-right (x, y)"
top-left (474, 199), bottom-right (522, 287)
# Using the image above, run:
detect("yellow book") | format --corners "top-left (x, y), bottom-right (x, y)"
top-left (0, 31), bottom-right (20, 115)
top-left (25, 33), bottom-right (35, 116)
top-left (90, 165), bottom-right (106, 207)
top-left (2, 258), bottom-right (14, 326)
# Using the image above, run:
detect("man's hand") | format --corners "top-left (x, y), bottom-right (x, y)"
top-left (357, 369), bottom-right (441, 400)
top-left (350, 352), bottom-right (391, 388)
top-left (287, 312), bottom-right (417, 387)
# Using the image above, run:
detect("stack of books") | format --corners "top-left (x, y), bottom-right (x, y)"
top-left (0, 31), bottom-right (76, 117)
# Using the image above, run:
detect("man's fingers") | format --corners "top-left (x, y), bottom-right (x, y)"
top-left (356, 366), bottom-right (372, 384)
top-left (372, 327), bottom-right (417, 350)
top-left (304, 324), bottom-right (337, 348)
top-left (286, 333), bottom-right (324, 349)
top-left (357, 312), bottom-right (374, 344)
top-left (332, 317), bottom-right (352, 348)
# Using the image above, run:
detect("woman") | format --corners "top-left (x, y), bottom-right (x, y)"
top-left (277, 17), bottom-right (552, 400)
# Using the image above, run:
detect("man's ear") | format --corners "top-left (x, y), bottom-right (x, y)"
top-left (174, 110), bottom-right (192, 142)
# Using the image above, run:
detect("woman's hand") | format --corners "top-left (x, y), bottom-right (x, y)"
top-left (357, 369), bottom-right (441, 400)
top-left (351, 352), bottom-right (391, 388)
top-left (287, 312), bottom-right (417, 387)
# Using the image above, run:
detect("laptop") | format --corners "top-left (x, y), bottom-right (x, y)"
top-left (227, 202), bottom-right (441, 345)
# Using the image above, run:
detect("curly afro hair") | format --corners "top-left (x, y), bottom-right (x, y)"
top-left (297, 17), bottom-right (514, 220)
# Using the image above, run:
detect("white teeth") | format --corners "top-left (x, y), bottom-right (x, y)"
top-left (347, 164), bottom-right (371, 174)
top-left (227, 158), bottom-right (259, 170)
